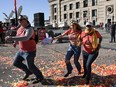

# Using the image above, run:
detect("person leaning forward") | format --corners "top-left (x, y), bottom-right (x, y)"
top-left (80, 22), bottom-right (102, 85)
top-left (53, 22), bottom-right (82, 77)
top-left (5, 15), bottom-right (44, 83)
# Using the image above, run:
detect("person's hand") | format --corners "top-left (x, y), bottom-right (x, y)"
top-left (98, 43), bottom-right (101, 49)
top-left (77, 42), bottom-right (82, 47)
top-left (5, 36), bottom-right (12, 41)
top-left (53, 37), bottom-right (57, 40)
top-left (13, 42), bottom-right (17, 48)
top-left (96, 43), bottom-right (101, 51)
top-left (52, 37), bottom-right (58, 43)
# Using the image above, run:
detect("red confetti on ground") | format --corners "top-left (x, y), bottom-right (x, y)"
top-left (11, 81), bottom-right (28, 87)
top-left (0, 48), bottom-right (116, 87)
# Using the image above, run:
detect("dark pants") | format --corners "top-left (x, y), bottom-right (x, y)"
top-left (13, 50), bottom-right (43, 79)
top-left (110, 34), bottom-right (115, 42)
top-left (65, 44), bottom-right (81, 73)
top-left (82, 50), bottom-right (98, 81)
top-left (0, 33), bottom-right (5, 43)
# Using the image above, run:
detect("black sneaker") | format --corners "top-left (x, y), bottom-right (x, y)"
top-left (64, 72), bottom-right (72, 77)
top-left (22, 73), bottom-right (32, 80)
top-left (22, 74), bottom-right (30, 80)
top-left (109, 41), bottom-right (113, 43)
top-left (32, 79), bottom-right (40, 84)
top-left (32, 78), bottom-right (44, 84)
top-left (85, 80), bottom-right (89, 85)
top-left (82, 74), bottom-right (86, 78)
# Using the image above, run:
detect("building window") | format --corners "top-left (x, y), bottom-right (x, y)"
top-left (92, 9), bottom-right (97, 17)
top-left (83, 0), bottom-right (88, 7)
top-left (54, 15), bottom-right (57, 20)
top-left (92, 0), bottom-right (97, 6)
top-left (76, 12), bottom-right (80, 18)
top-left (76, 2), bottom-right (80, 9)
top-left (64, 5), bottom-right (67, 11)
top-left (54, 8), bottom-right (57, 13)
top-left (69, 3), bottom-right (73, 10)
top-left (83, 11), bottom-right (87, 17)
top-left (69, 13), bottom-right (73, 19)
top-left (64, 14), bottom-right (67, 19)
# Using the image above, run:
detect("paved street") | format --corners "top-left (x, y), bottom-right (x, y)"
top-left (0, 28), bottom-right (116, 87)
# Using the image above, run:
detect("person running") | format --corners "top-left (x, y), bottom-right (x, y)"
top-left (81, 22), bottom-right (102, 85)
top-left (54, 22), bottom-right (82, 77)
top-left (5, 15), bottom-right (44, 82)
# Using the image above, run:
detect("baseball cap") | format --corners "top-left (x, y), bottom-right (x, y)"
top-left (71, 20), bottom-right (77, 23)
top-left (18, 15), bottom-right (28, 20)
top-left (86, 22), bottom-right (93, 26)
top-left (70, 20), bottom-right (77, 25)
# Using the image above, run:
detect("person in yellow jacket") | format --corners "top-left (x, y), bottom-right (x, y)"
top-left (81, 22), bottom-right (102, 85)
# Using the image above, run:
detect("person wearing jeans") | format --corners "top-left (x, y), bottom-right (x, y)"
top-left (82, 50), bottom-right (98, 84)
top-left (5, 15), bottom-right (44, 83)
top-left (65, 44), bottom-right (81, 76)
top-left (54, 22), bottom-right (82, 77)
top-left (81, 22), bottom-right (102, 85)
top-left (13, 51), bottom-right (43, 80)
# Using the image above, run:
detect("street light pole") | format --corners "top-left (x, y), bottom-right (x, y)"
top-left (14, 0), bottom-right (18, 26)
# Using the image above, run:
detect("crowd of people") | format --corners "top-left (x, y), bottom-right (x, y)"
top-left (4, 15), bottom-right (103, 85)
top-left (1, 14), bottom-right (115, 85)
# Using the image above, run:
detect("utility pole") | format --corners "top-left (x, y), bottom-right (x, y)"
top-left (14, 0), bottom-right (18, 26)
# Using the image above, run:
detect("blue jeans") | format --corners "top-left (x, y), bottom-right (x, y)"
top-left (82, 50), bottom-right (98, 81)
top-left (13, 50), bottom-right (43, 79)
top-left (65, 44), bottom-right (81, 73)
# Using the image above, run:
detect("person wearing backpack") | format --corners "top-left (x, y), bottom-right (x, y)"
top-left (5, 15), bottom-right (44, 83)
top-left (81, 22), bottom-right (102, 85)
